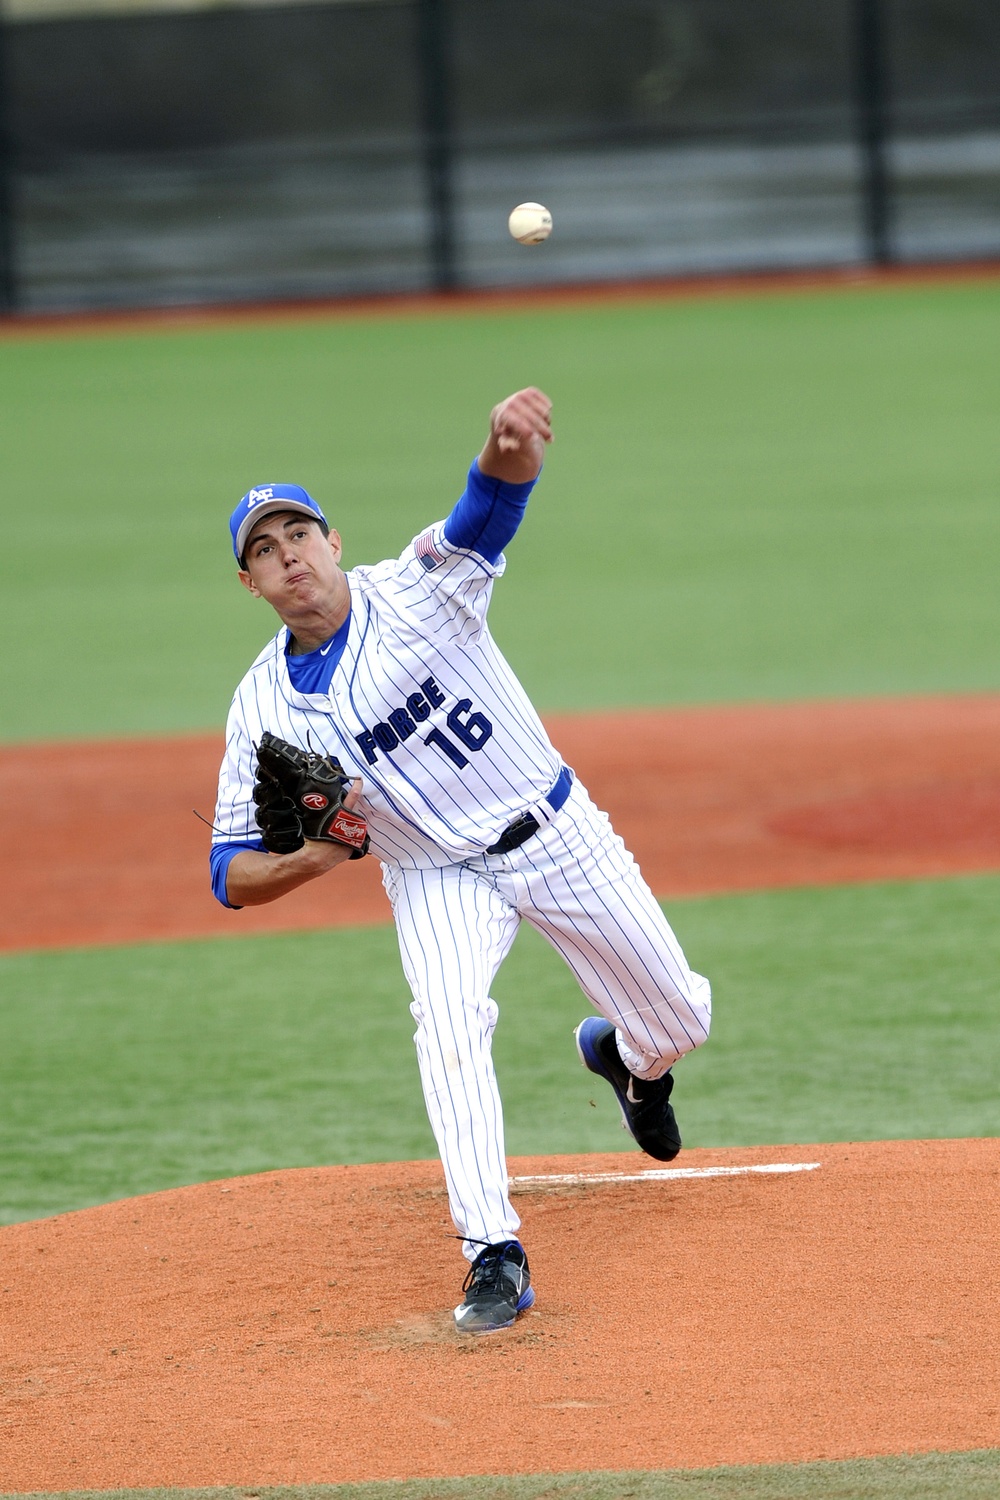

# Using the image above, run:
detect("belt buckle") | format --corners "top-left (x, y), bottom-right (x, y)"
top-left (486, 811), bottom-right (538, 856)
top-left (506, 812), bottom-right (534, 838)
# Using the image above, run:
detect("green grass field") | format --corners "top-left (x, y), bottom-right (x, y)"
top-left (6, 1450), bottom-right (1000, 1500)
top-left (2, 874), bottom-right (997, 1226)
top-left (2, 280), bottom-right (1000, 741)
top-left (3, 280), bottom-right (998, 1498)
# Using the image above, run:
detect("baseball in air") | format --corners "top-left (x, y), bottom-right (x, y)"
top-left (508, 202), bottom-right (552, 245)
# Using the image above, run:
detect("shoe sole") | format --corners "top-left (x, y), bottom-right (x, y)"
top-left (453, 1285), bottom-right (535, 1335)
top-left (575, 1018), bottom-right (635, 1140)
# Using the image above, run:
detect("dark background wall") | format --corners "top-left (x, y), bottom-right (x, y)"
top-left (1, 0), bottom-right (998, 312)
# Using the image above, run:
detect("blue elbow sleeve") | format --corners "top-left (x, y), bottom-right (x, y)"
top-left (210, 839), bottom-right (265, 909)
top-left (443, 460), bottom-right (536, 563)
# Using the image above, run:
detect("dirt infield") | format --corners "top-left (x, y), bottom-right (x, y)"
top-left (4, 693), bottom-right (1000, 953)
top-left (1, 1139), bottom-right (997, 1491)
top-left (3, 696), bottom-right (999, 1489)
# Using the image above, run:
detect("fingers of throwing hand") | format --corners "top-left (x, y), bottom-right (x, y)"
top-left (492, 387), bottom-right (554, 450)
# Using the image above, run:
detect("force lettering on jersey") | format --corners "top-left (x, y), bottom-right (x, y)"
top-left (354, 674), bottom-right (493, 770)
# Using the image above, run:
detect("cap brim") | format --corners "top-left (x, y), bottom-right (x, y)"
top-left (236, 500), bottom-right (324, 563)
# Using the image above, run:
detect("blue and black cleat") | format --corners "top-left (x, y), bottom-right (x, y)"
top-left (575, 1016), bottom-right (681, 1162)
top-left (453, 1239), bottom-right (535, 1334)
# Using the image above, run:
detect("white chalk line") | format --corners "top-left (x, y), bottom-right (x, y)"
top-left (510, 1162), bottom-right (822, 1187)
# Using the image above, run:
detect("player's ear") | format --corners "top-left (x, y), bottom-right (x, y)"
top-left (328, 529), bottom-right (343, 563)
top-left (237, 568), bottom-right (261, 598)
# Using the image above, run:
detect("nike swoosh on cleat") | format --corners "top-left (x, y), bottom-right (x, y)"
top-left (626, 1079), bottom-right (641, 1105)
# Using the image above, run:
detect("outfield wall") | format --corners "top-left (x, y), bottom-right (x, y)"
top-left (1, 0), bottom-right (999, 311)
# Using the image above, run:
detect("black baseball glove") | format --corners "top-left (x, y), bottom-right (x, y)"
top-left (252, 732), bottom-right (369, 858)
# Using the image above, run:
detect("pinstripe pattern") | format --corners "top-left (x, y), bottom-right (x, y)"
top-left (214, 518), bottom-right (711, 1263)
top-left (385, 861), bottom-right (522, 1252)
top-left (213, 527), bottom-right (560, 863)
top-left (386, 779), bottom-right (711, 1254)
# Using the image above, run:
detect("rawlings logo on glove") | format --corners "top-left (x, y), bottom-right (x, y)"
top-left (252, 732), bottom-right (369, 858)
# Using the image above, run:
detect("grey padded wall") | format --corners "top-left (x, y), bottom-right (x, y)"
top-left (1, 0), bottom-right (998, 312)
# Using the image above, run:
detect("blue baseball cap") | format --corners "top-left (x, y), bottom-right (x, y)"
top-left (230, 483), bottom-right (328, 565)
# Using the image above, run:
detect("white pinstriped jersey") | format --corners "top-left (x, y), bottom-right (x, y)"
top-left (213, 520), bottom-right (564, 867)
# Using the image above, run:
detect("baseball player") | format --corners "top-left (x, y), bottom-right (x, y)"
top-left (210, 388), bottom-right (712, 1334)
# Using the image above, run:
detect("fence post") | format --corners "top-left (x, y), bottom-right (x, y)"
top-left (853, 0), bottom-right (892, 265)
top-left (416, 0), bottom-right (458, 291)
top-left (0, 13), bottom-right (17, 313)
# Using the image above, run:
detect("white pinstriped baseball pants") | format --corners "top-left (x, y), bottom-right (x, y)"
top-left (382, 777), bottom-right (712, 1259)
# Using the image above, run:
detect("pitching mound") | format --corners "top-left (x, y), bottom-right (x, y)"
top-left (2, 1139), bottom-right (997, 1491)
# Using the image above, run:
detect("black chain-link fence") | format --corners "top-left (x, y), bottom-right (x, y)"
top-left (0, 0), bottom-right (997, 312)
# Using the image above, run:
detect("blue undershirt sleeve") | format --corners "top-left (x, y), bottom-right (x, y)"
top-left (442, 459), bottom-right (538, 565)
top-left (210, 838), bottom-right (266, 909)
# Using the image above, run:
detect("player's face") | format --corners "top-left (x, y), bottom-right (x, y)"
top-left (238, 512), bottom-right (344, 615)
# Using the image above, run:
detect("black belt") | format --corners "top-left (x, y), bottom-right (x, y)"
top-left (485, 767), bottom-right (573, 855)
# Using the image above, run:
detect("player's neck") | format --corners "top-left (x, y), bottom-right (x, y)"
top-left (282, 580), bottom-right (351, 655)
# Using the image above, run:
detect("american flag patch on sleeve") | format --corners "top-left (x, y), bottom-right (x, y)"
top-left (415, 529), bottom-right (446, 570)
